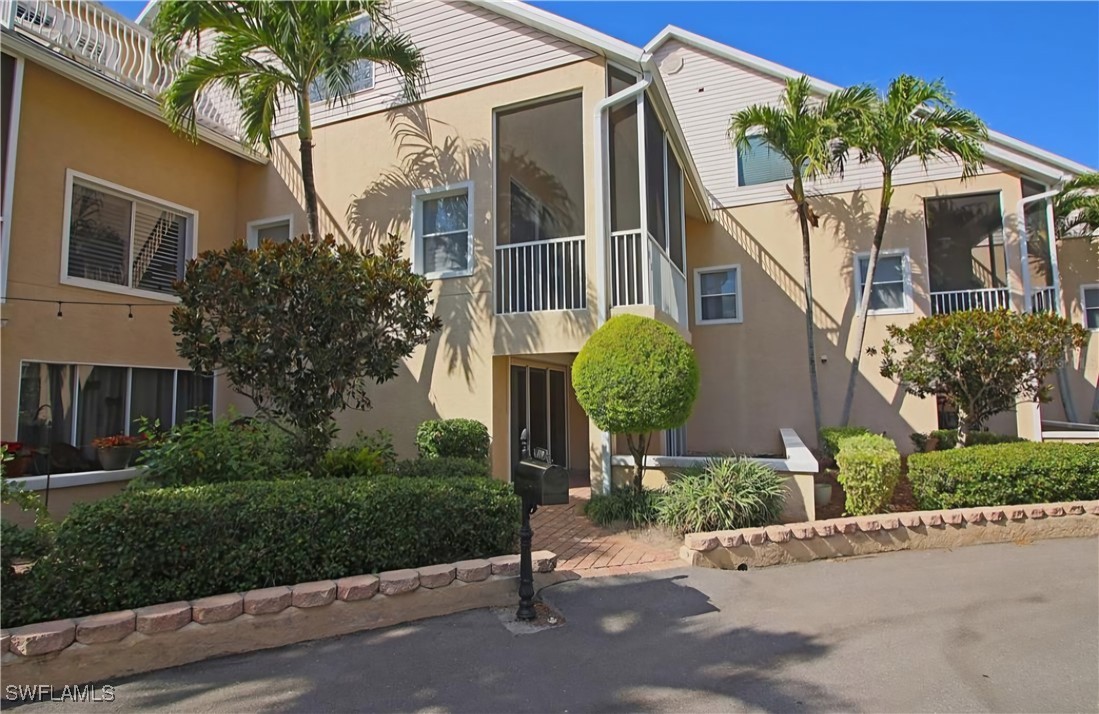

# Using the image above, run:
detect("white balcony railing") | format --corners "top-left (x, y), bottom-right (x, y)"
top-left (494, 236), bottom-right (585, 314)
top-left (610, 230), bottom-right (688, 326)
top-left (8, 1), bottom-right (240, 137)
top-left (930, 288), bottom-right (1011, 315)
top-left (1029, 286), bottom-right (1058, 314)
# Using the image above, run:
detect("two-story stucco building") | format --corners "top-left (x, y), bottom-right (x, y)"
top-left (1, 0), bottom-right (1095, 505)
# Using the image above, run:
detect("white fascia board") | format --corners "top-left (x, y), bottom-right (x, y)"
top-left (470, 0), bottom-right (645, 68)
top-left (647, 25), bottom-right (1095, 181)
top-left (1, 32), bottom-right (265, 165)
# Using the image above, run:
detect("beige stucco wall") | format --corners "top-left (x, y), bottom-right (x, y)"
top-left (1045, 235), bottom-right (1099, 423)
top-left (231, 58), bottom-right (608, 473)
top-left (683, 172), bottom-right (1033, 455)
top-left (0, 61), bottom-right (243, 442)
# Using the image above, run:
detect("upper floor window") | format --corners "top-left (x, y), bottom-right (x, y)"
top-left (1083, 285), bottom-right (1099, 330)
top-left (247, 215), bottom-right (293, 249)
top-left (737, 136), bottom-right (793, 187)
top-left (855, 250), bottom-right (913, 315)
top-left (308, 16), bottom-right (373, 103)
top-left (413, 182), bottom-right (473, 279)
top-left (63, 170), bottom-right (195, 299)
top-left (695, 264), bottom-right (742, 325)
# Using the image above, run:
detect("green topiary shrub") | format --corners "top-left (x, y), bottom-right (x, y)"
top-left (137, 414), bottom-right (298, 486)
top-left (908, 442), bottom-right (1099, 510)
top-left (2, 476), bottom-right (518, 628)
top-left (392, 456), bottom-right (490, 480)
top-left (319, 430), bottom-right (398, 479)
top-left (656, 458), bottom-right (786, 535)
top-left (573, 315), bottom-right (700, 493)
top-left (835, 433), bottom-right (901, 515)
top-left (584, 489), bottom-right (661, 528)
top-left (415, 419), bottom-right (490, 462)
top-left (820, 426), bottom-right (872, 460)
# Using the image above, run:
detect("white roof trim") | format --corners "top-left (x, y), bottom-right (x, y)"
top-left (646, 25), bottom-right (1095, 181)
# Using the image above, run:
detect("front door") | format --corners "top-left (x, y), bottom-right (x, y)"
top-left (510, 365), bottom-right (568, 474)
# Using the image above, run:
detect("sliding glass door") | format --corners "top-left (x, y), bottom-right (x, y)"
top-left (509, 365), bottom-right (568, 474)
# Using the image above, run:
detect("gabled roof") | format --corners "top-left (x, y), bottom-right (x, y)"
top-left (646, 25), bottom-right (1096, 183)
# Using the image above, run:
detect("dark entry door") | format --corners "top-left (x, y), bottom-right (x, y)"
top-left (510, 365), bottom-right (568, 474)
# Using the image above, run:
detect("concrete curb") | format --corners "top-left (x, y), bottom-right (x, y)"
top-left (681, 501), bottom-right (1099, 569)
top-left (0, 552), bottom-right (561, 687)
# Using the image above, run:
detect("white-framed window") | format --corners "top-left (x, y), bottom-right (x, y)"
top-left (736, 135), bottom-right (794, 187)
top-left (1082, 284), bottom-right (1099, 330)
top-left (246, 215), bottom-right (293, 249)
top-left (61, 170), bottom-right (196, 300)
top-left (412, 182), bottom-right (473, 279)
top-left (665, 425), bottom-right (686, 457)
top-left (854, 249), bottom-right (913, 315)
top-left (308, 15), bottom-right (373, 103)
top-left (694, 264), bottom-right (742, 325)
top-left (16, 361), bottom-right (213, 471)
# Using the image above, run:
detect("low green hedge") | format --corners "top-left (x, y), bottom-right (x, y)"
top-left (911, 429), bottom-right (1023, 452)
top-left (2, 477), bottom-right (518, 628)
top-left (392, 456), bottom-right (490, 479)
top-left (836, 433), bottom-right (901, 516)
top-left (908, 442), bottom-right (1099, 510)
top-left (820, 426), bottom-right (872, 460)
top-left (415, 419), bottom-right (490, 462)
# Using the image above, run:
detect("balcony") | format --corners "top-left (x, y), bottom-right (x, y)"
top-left (494, 236), bottom-right (586, 314)
top-left (929, 288), bottom-right (1011, 315)
top-left (610, 230), bottom-right (688, 326)
top-left (4, 0), bottom-right (240, 137)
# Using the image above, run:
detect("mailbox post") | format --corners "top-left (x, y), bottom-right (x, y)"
top-left (513, 429), bottom-right (569, 620)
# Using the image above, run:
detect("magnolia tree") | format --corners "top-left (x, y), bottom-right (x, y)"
top-left (872, 309), bottom-right (1087, 445)
top-left (572, 315), bottom-right (700, 493)
top-left (172, 235), bottom-right (441, 460)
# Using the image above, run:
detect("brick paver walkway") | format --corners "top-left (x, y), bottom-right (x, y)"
top-left (530, 487), bottom-right (680, 576)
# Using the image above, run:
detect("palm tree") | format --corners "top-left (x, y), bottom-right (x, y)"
top-left (1053, 171), bottom-right (1099, 241)
top-left (730, 76), bottom-right (874, 438)
top-left (839, 76), bottom-right (987, 426)
top-left (152, 0), bottom-right (426, 239)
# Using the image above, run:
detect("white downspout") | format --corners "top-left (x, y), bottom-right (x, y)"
top-left (1016, 186), bottom-right (1061, 313)
top-left (593, 69), bottom-right (652, 495)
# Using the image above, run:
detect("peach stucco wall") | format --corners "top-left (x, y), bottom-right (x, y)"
top-left (0, 60), bottom-right (243, 440)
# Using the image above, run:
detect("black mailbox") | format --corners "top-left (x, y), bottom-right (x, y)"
top-left (514, 434), bottom-right (569, 506)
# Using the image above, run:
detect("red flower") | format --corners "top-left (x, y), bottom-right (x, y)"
top-left (92, 434), bottom-right (144, 449)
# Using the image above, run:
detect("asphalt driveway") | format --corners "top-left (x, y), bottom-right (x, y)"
top-left (10, 537), bottom-right (1098, 713)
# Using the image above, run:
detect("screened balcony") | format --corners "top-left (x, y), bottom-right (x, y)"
top-left (925, 192), bottom-right (1012, 315)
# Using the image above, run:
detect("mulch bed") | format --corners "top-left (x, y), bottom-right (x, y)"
top-left (815, 468), bottom-right (919, 521)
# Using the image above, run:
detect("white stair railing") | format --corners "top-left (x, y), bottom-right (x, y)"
top-left (494, 236), bottom-right (585, 314)
top-left (930, 288), bottom-right (1011, 315)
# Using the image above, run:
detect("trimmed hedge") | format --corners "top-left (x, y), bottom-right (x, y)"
top-left (911, 429), bottom-right (1022, 452)
top-left (820, 426), bottom-right (872, 460)
top-left (392, 456), bottom-right (490, 479)
top-left (1, 477), bottom-right (518, 628)
top-left (908, 442), bottom-right (1099, 510)
top-left (415, 419), bottom-right (490, 462)
top-left (835, 433), bottom-right (901, 516)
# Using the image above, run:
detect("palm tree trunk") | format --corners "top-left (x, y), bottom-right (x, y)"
top-left (297, 96), bottom-right (320, 239)
top-left (841, 172), bottom-right (894, 425)
top-left (793, 175), bottom-right (823, 438)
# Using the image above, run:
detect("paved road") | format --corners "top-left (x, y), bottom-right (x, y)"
top-left (12, 538), bottom-right (1099, 713)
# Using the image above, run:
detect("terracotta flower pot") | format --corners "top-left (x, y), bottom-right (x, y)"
top-left (97, 446), bottom-right (134, 471)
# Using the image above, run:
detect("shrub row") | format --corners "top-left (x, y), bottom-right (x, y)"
top-left (1, 476), bottom-right (518, 628)
top-left (908, 442), bottom-right (1099, 510)
top-left (910, 429), bottom-right (1022, 452)
top-left (819, 426), bottom-right (872, 461)
top-left (835, 433), bottom-right (901, 516)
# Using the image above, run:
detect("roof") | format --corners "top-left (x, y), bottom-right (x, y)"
top-left (645, 25), bottom-right (1096, 182)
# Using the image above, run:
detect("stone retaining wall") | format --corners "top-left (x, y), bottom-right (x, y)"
top-left (0, 552), bottom-right (561, 687)
top-left (682, 501), bottom-right (1099, 569)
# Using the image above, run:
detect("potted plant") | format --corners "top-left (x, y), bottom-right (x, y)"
top-left (92, 434), bottom-right (143, 471)
top-left (1, 441), bottom-right (29, 477)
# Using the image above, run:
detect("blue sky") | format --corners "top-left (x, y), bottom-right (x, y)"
top-left (106, 1), bottom-right (1098, 169)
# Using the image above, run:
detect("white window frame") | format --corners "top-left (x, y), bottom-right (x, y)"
top-left (854, 248), bottom-right (914, 316)
top-left (246, 214), bottom-right (294, 249)
top-left (734, 134), bottom-right (794, 188)
top-left (1082, 284), bottom-right (1099, 331)
top-left (60, 169), bottom-right (198, 302)
top-left (308, 15), bottom-right (374, 105)
top-left (694, 264), bottom-right (743, 325)
top-left (411, 181), bottom-right (474, 280)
